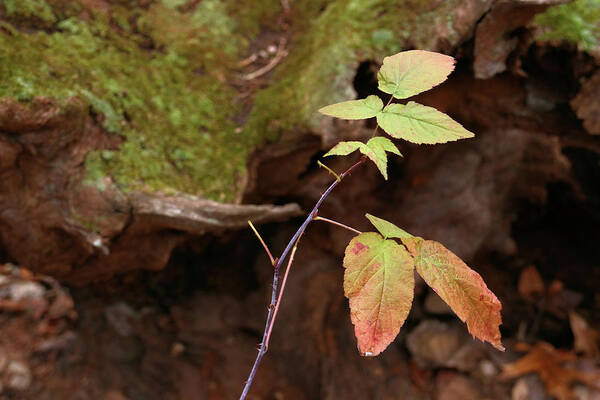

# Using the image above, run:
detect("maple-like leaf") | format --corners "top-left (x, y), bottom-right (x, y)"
top-left (343, 232), bottom-right (415, 356)
top-left (365, 213), bottom-right (412, 240)
top-left (377, 50), bottom-right (455, 99)
top-left (500, 342), bottom-right (600, 400)
top-left (318, 95), bottom-right (383, 120)
top-left (323, 137), bottom-right (401, 180)
top-left (403, 237), bottom-right (504, 350)
top-left (377, 102), bottom-right (475, 144)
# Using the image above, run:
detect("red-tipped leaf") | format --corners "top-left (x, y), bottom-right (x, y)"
top-left (344, 232), bottom-right (415, 356)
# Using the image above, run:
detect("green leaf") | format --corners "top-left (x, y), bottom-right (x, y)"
top-left (365, 214), bottom-right (412, 239)
top-left (362, 137), bottom-right (402, 179)
top-left (403, 237), bottom-right (504, 350)
top-left (318, 95), bottom-right (384, 120)
top-left (377, 50), bottom-right (455, 99)
top-left (364, 137), bottom-right (404, 179)
top-left (377, 102), bottom-right (475, 144)
top-left (361, 144), bottom-right (388, 181)
top-left (344, 232), bottom-right (415, 356)
top-left (366, 137), bottom-right (401, 156)
top-left (324, 137), bottom-right (401, 180)
top-left (323, 141), bottom-right (364, 157)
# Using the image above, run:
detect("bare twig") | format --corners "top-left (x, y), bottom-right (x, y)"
top-left (237, 53), bottom-right (258, 68)
top-left (314, 216), bottom-right (362, 235)
top-left (239, 156), bottom-right (366, 400)
top-left (248, 220), bottom-right (276, 266)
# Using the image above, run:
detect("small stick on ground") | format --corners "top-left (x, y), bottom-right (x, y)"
top-left (242, 38), bottom-right (288, 81)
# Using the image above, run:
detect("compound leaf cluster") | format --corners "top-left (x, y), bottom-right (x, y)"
top-left (318, 50), bottom-right (475, 178)
top-left (317, 50), bottom-right (499, 357)
top-left (343, 214), bottom-right (503, 356)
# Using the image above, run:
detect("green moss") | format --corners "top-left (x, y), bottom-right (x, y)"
top-left (0, 0), bottom-right (467, 202)
top-left (71, 213), bottom-right (103, 234)
top-left (535, 0), bottom-right (600, 50)
top-left (0, 0), bottom-right (280, 202)
top-left (1, 0), bottom-right (82, 28)
top-left (2, 0), bottom-right (56, 25)
top-left (243, 0), bottom-right (466, 143)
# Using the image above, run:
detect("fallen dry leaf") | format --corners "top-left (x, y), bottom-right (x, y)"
top-left (570, 311), bottom-right (600, 358)
top-left (500, 342), bottom-right (600, 400)
top-left (518, 265), bottom-right (545, 300)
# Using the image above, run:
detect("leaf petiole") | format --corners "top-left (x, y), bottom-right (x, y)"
top-left (317, 160), bottom-right (341, 182)
top-left (314, 216), bottom-right (362, 235)
top-left (248, 220), bottom-right (276, 266)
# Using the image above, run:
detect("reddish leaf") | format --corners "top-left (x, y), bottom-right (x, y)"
top-left (377, 50), bottom-right (455, 99)
top-left (403, 237), bottom-right (504, 350)
top-left (343, 232), bottom-right (415, 356)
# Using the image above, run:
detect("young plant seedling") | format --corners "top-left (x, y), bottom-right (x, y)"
top-left (239, 50), bottom-right (503, 400)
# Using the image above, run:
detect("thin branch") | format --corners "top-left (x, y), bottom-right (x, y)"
top-left (248, 220), bottom-right (276, 266)
top-left (314, 216), bottom-right (362, 235)
top-left (239, 156), bottom-right (366, 400)
top-left (265, 230), bottom-right (303, 349)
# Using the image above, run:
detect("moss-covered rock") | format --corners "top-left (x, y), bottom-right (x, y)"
top-left (535, 0), bottom-right (600, 50)
top-left (0, 0), bottom-right (487, 203)
top-left (0, 0), bottom-right (279, 202)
